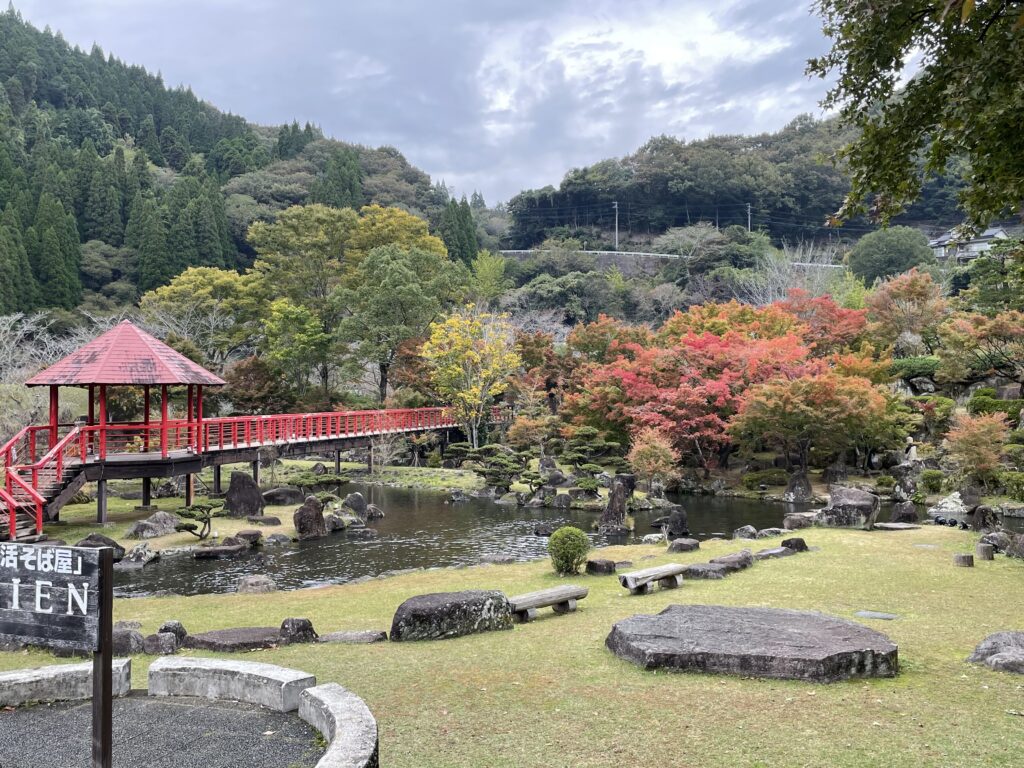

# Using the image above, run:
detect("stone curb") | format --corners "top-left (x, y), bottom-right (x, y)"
top-left (0, 658), bottom-right (131, 707)
top-left (147, 656), bottom-right (315, 712)
top-left (300, 683), bottom-right (380, 768)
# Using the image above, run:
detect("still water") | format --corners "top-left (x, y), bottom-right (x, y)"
top-left (113, 484), bottom-right (794, 597)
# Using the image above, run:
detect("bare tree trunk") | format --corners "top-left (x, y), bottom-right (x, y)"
top-left (378, 363), bottom-right (389, 404)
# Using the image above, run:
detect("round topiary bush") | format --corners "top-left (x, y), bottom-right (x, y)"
top-left (548, 526), bottom-right (590, 575)
top-left (920, 469), bottom-right (944, 493)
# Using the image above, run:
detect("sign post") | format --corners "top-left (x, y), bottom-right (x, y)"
top-left (0, 543), bottom-right (114, 768)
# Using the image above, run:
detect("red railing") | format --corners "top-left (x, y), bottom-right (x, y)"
top-left (0, 405), bottom-right (510, 539)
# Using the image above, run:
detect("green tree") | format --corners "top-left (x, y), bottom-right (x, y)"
top-left (808, 1), bottom-right (1024, 228)
top-left (310, 147), bottom-right (362, 209)
top-left (469, 250), bottom-right (510, 302)
top-left (263, 298), bottom-right (332, 399)
top-left (137, 115), bottom-right (164, 165)
top-left (848, 226), bottom-right (934, 285)
top-left (82, 165), bottom-right (123, 244)
top-left (337, 244), bottom-right (465, 403)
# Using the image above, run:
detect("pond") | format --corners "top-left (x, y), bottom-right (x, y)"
top-left (113, 484), bottom-right (797, 597)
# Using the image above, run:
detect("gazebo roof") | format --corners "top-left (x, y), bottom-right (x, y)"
top-left (26, 321), bottom-right (225, 387)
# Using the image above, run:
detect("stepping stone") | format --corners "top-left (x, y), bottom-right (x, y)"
top-left (606, 605), bottom-right (898, 682)
top-left (873, 522), bottom-right (921, 531)
top-left (183, 627), bottom-right (281, 652)
top-left (754, 546), bottom-right (796, 561)
top-left (682, 563), bottom-right (730, 580)
top-left (913, 544), bottom-right (939, 549)
top-left (319, 630), bottom-right (388, 644)
top-left (855, 610), bottom-right (900, 621)
top-left (708, 549), bottom-right (754, 573)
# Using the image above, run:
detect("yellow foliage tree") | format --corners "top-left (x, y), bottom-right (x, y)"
top-left (347, 204), bottom-right (447, 278)
top-left (421, 305), bottom-right (521, 448)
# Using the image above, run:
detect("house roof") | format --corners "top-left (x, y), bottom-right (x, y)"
top-left (929, 227), bottom-right (1008, 247)
top-left (26, 321), bottom-right (225, 387)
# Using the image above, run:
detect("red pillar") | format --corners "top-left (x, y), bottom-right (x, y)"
top-left (143, 385), bottom-right (151, 452)
top-left (160, 385), bottom-right (169, 458)
top-left (48, 385), bottom-right (58, 449)
top-left (87, 385), bottom-right (95, 457)
top-left (196, 385), bottom-right (204, 453)
top-left (186, 385), bottom-right (195, 452)
top-left (98, 384), bottom-right (107, 460)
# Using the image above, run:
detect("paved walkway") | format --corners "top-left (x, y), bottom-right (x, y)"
top-left (0, 693), bottom-right (324, 767)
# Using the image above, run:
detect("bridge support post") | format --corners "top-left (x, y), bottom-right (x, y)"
top-left (251, 460), bottom-right (261, 487)
top-left (334, 450), bottom-right (341, 475)
top-left (184, 474), bottom-right (195, 507)
top-left (368, 445), bottom-right (374, 474)
top-left (212, 465), bottom-right (222, 495)
top-left (96, 479), bottom-right (107, 523)
top-left (141, 477), bottom-right (151, 507)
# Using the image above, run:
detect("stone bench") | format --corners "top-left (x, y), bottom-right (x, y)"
top-left (0, 659), bottom-right (132, 707)
top-left (148, 656), bottom-right (315, 712)
top-left (618, 563), bottom-right (687, 595)
top-left (300, 683), bottom-right (380, 768)
top-left (508, 585), bottom-right (588, 623)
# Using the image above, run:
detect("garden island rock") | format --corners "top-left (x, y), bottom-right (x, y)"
top-left (606, 605), bottom-right (898, 682)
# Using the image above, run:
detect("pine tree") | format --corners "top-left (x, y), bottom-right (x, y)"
top-left (128, 149), bottom-right (150, 194)
top-left (137, 115), bottom-right (164, 165)
top-left (2, 205), bottom-right (38, 310)
top-left (459, 197), bottom-right (479, 258)
top-left (159, 126), bottom-right (191, 171)
top-left (309, 147), bottom-right (362, 209)
top-left (82, 165), bottom-right (123, 244)
top-left (135, 197), bottom-right (171, 291)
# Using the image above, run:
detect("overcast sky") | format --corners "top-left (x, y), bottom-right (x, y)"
top-left (16, 0), bottom-right (833, 203)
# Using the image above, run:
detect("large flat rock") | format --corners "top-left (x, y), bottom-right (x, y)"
top-left (390, 590), bottom-right (513, 641)
top-left (182, 627), bottom-right (281, 652)
top-left (606, 605), bottom-right (898, 682)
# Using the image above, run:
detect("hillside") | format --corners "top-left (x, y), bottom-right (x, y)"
top-left (0, 8), bottom-right (447, 315)
top-left (503, 115), bottom-right (968, 249)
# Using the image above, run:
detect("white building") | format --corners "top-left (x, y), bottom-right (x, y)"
top-left (928, 227), bottom-right (1009, 263)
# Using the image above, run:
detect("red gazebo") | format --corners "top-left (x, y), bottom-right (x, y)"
top-left (27, 320), bottom-right (225, 460)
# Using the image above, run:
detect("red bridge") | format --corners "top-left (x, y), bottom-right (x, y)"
top-left (1, 321), bottom-right (501, 542)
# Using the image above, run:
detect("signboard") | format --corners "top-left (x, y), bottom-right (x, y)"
top-left (0, 543), bottom-right (113, 768)
top-left (0, 543), bottom-right (102, 652)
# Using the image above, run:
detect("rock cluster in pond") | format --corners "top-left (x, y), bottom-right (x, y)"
top-left (236, 574), bottom-right (277, 593)
top-left (390, 590), bottom-right (514, 641)
top-left (606, 605), bottom-right (899, 681)
top-left (598, 477), bottom-right (632, 535)
top-left (116, 542), bottom-right (159, 570)
top-left (968, 631), bottom-right (1024, 674)
top-left (224, 471), bottom-right (265, 518)
top-left (814, 487), bottom-right (880, 530)
top-left (782, 471), bottom-right (813, 503)
top-left (125, 511), bottom-right (181, 539)
top-left (927, 492), bottom-right (968, 520)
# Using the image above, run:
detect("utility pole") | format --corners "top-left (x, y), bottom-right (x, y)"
top-left (613, 201), bottom-right (619, 250)
top-left (747, 202), bottom-right (752, 233)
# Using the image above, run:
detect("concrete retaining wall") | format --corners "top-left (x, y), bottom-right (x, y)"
top-left (0, 659), bottom-right (131, 707)
top-left (147, 656), bottom-right (315, 713)
top-left (300, 683), bottom-right (380, 768)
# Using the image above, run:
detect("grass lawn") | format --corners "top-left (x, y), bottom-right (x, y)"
top-left (2, 526), bottom-right (1022, 766)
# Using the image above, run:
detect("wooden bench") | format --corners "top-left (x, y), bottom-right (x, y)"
top-left (508, 585), bottom-right (589, 623)
top-left (618, 564), bottom-right (687, 595)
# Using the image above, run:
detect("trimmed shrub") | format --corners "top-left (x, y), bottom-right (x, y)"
top-left (1001, 471), bottom-right (1024, 502)
top-left (874, 475), bottom-right (896, 489)
top-left (968, 393), bottom-right (1024, 426)
top-left (920, 469), bottom-right (945, 493)
top-left (575, 477), bottom-right (600, 492)
top-left (1004, 444), bottom-right (1024, 471)
top-left (890, 356), bottom-right (940, 380)
top-left (1008, 431), bottom-right (1024, 446)
top-left (740, 469), bottom-right (789, 490)
top-left (548, 526), bottom-right (590, 575)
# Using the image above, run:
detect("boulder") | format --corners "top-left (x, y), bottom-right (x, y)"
top-left (319, 630), bottom-right (388, 644)
top-left (606, 605), bottom-right (898, 681)
top-left (116, 542), bottom-right (159, 570)
top-left (293, 496), bottom-right (327, 540)
top-left (650, 480), bottom-right (666, 499)
top-left (733, 525), bottom-right (757, 540)
top-left (585, 558), bottom-right (617, 575)
top-left (342, 492), bottom-right (368, 517)
top-left (708, 549), bottom-right (754, 573)
top-left (668, 538), bottom-right (700, 553)
top-left (346, 527), bottom-right (378, 540)
top-left (539, 456), bottom-right (557, 472)
top-left (822, 461), bottom-right (850, 485)
top-left (756, 527), bottom-right (787, 538)
top-left (665, 508), bottom-right (689, 538)
top-left (125, 511), bottom-right (181, 540)
top-left (236, 574), bottom-right (277, 594)
top-left (682, 563), bottom-right (730, 580)
top-left (971, 505), bottom-right (999, 532)
top-left (968, 631), bottom-right (1024, 674)
top-left (154, 480), bottom-right (179, 498)
top-left (889, 463), bottom-right (919, 502)
top-left (265, 533), bottom-right (293, 546)
top-left (958, 484), bottom-right (984, 512)
top-left (782, 472), bottom-right (814, 503)
top-left (390, 590), bottom-right (514, 641)
top-left (641, 533), bottom-right (664, 545)
top-left (598, 479), bottom-right (629, 533)
top-left (544, 469), bottom-right (568, 487)
top-left (183, 627), bottom-right (281, 652)
top-left (262, 486), bottom-right (304, 506)
top-left (780, 537), bottom-right (808, 552)
top-left (979, 530), bottom-right (1013, 553)
top-left (234, 529), bottom-right (263, 547)
top-left (193, 543), bottom-right (246, 559)
top-left (111, 627), bottom-right (144, 656)
top-left (142, 632), bottom-right (179, 655)
top-left (816, 487), bottom-right (881, 530)
top-left (495, 493), bottom-right (520, 506)
top-left (158, 621), bottom-right (188, 644)
top-left (551, 493), bottom-right (573, 509)
top-left (908, 376), bottom-right (936, 394)
top-left (74, 533), bottom-right (125, 562)
top-left (1006, 533), bottom-right (1024, 559)
top-left (365, 504), bottom-right (385, 520)
top-left (927, 492), bottom-right (968, 520)
top-left (533, 522), bottom-right (557, 537)
top-left (754, 546), bottom-right (797, 560)
top-left (614, 474), bottom-right (638, 496)
top-left (783, 514), bottom-right (813, 530)
top-left (449, 489), bottom-right (469, 504)
top-left (280, 617), bottom-right (318, 644)
top-left (890, 501), bottom-right (920, 524)
top-left (224, 471), bottom-right (264, 518)
top-left (312, 462), bottom-right (327, 475)
top-left (246, 515), bottom-right (282, 526)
